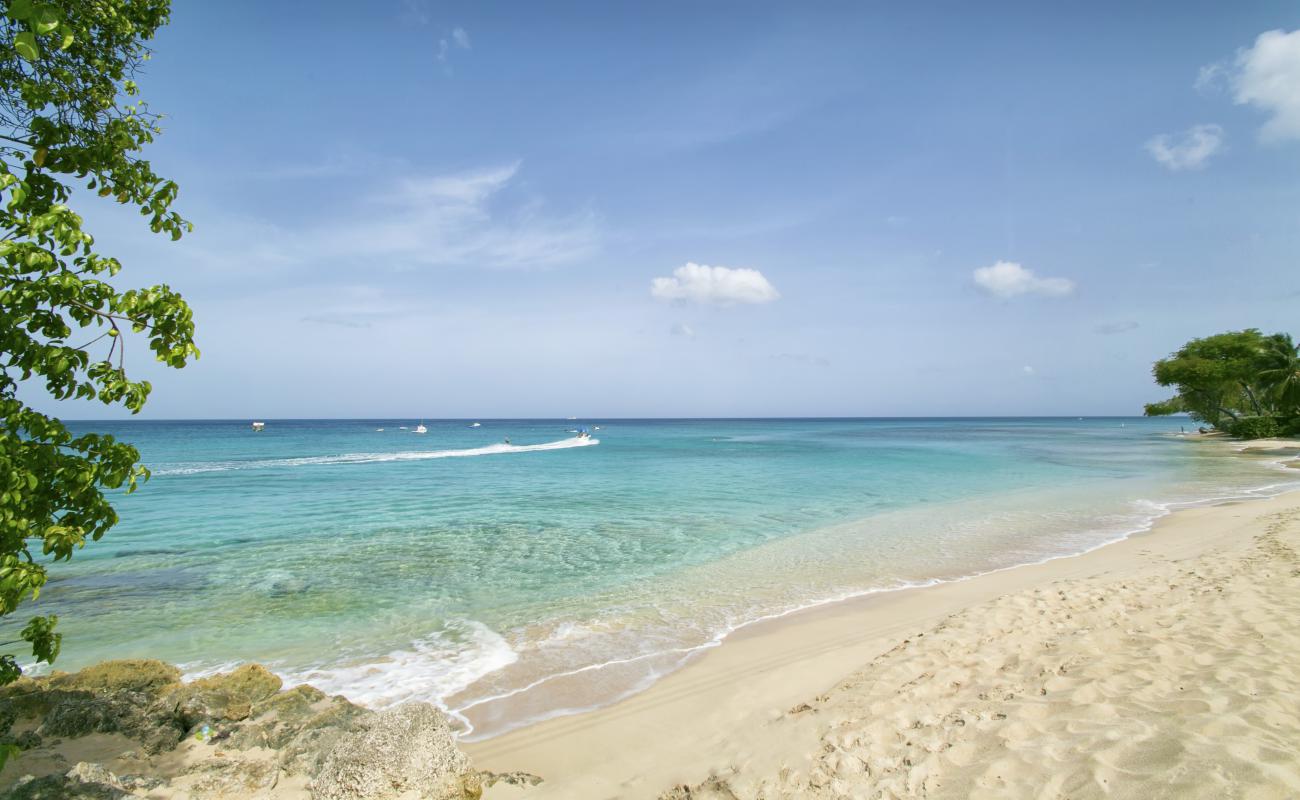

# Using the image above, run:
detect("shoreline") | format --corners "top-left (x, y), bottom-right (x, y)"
top-left (465, 474), bottom-right (1300, 797)
top-left (447, 437), bottom-right (1300, 742)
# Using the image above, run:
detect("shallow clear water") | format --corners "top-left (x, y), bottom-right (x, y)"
top-left (28, 418), bottom-right (1297, 738)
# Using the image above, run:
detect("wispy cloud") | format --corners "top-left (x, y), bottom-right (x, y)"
top-left (184, 162), bottom-right (599, 274)
top-left (1145, 124), bottom-right (1225, 171)
top-left (1094, 320), bottom-right (1140, 335)
top-left (651, 263), bottom-right (780, 306)
top-left (438, 25), bottom-right (472, 63)
top-left (972, 261), bottom-right (1075, 299)
top-left (670, 322), bottom-right (696, 338)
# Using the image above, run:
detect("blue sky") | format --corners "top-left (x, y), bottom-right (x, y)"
top-left (28, 1), bottom-right (1300, 418)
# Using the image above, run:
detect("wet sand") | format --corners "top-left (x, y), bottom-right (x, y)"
top-left (468, 487), bottom-right (1300, 798)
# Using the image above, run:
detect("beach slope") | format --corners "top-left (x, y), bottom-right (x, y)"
top-left (472, 492), bottom-right (1300, 799)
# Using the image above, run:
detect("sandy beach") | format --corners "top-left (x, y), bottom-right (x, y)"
top-left (469, 476), bottom-right (1300, 798)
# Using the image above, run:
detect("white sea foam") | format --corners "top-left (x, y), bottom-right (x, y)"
top-left (277, 620), bottom-right (519, 724)
top-left (154, 437), bottom-right (598, 476)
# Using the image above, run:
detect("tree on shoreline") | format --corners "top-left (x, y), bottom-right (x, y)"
top-left (0, 0), bottom-right (195, 714)
top-left (1144, 330), bottom-right (1300, 438)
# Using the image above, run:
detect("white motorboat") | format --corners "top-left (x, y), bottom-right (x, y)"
top-left (414, 423), bottom-right (428, 434)
top-left (251, 421), bottom-right (265, 432)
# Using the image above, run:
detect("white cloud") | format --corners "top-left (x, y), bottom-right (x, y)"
top-left (650, 263), bottom-right (780, 306)
top-left (1022, 365), bottom-right (1035, 375)
top-left (452, 27), bottom-right (471, 49)
top-left (670, 322), bottom-right (696, 338)
top-left (1231, 28), bottom-right (1300, 141)
top-left (972, 261), bottom-right (1075, 299)
top-left (1145, 124), bottom-right (1225, 170)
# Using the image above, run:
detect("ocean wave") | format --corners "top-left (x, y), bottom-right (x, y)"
top-left (277, 620), bottom-right (519, 722)
top-left (153, 437), bottom-right (599, 476)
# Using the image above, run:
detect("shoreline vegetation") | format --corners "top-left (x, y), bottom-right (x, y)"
top-left (0, 440), bottom-right (1296, 798)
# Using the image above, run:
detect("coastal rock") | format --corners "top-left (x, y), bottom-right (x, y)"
top-left (156, 664), bottom-right (285, 731)
top-left (185, 757), bottom-right (280, 798)
top-left (312, 703), bottom-right (481, 800)
top-left (266, 695), bottom-right (370, 773)
top-left (47, 660), bottom-right (181, 695)
top-left (6, 763), bottom-right (132, 799)
top-left (0, 662), bottom-right (484, 800)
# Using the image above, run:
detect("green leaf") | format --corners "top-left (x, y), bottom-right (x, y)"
top-left (32, 4), bottom-right (61, 34)
top-left (13, 31), bottom-right (40, 61)
top-left (6, 0), bottom-right (34, 22)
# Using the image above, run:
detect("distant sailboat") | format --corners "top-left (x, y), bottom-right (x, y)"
top-left (414, 422), bottom-right (428, 434)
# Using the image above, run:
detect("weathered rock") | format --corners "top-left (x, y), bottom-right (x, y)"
top-left (116, 774), bottom-right (166, 792)
top-left (5, 763), bottom-right (132, 800)
top-left (254, 683), bottom-right (326, 721)
top-left (0, 663), bottom-right (486, 800)
top-left (185, 757), bottom-right (280, 798)
top-left (312, 703), bottom-right (481, 800)
top-left (273, 697), bottom-right (369, 775)
top-left (194, 664), bottom-right (284, 704)
top-left (156, 664), bottom-right (285, 732)
top-left (63, 764), bottom-right (125, 791)
top-left (48, 661), bottom-right (181, 696)
top-left (36, 690), bottom-right (182, 753)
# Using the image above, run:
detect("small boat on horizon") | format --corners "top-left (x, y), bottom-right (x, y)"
top-left (414, 422), bottom-right (428, 434)
top-left (251, 421), bottom-right (265, 432)
top-left (469, 422), bottom-right (481, 428)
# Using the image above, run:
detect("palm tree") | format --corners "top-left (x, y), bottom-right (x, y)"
top-left (1258, 333), bottom-right (1300, 414)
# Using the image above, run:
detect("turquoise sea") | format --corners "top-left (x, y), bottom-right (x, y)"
top-left (30, 418), bottom-right (1298, 738)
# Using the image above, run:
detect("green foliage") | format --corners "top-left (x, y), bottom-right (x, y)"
top-left (0, 0), bottom-right (195, 739)
top-left (1226, 416), bottom-right (1281, 441)
top-left (1144, 330), bottom-right (1300, 431)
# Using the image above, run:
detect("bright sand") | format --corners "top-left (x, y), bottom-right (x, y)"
top-left (467, 482), bottom-right (1300, 798)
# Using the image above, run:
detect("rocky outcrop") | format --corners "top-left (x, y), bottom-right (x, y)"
top-left (0, 660), bottom-right (483, 799)
top-left (313, 704), bottom-right (480, 800)
top-left (6, 763), bottom-right (132, 799)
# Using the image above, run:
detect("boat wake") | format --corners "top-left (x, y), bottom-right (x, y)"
top-left (154, 437), bottom-right (599, 475)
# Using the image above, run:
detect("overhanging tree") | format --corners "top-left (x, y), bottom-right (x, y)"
top-left (0, 0), bottom-right (196, 702)
top-left (1144, 329), bottom-right (1300, 433)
